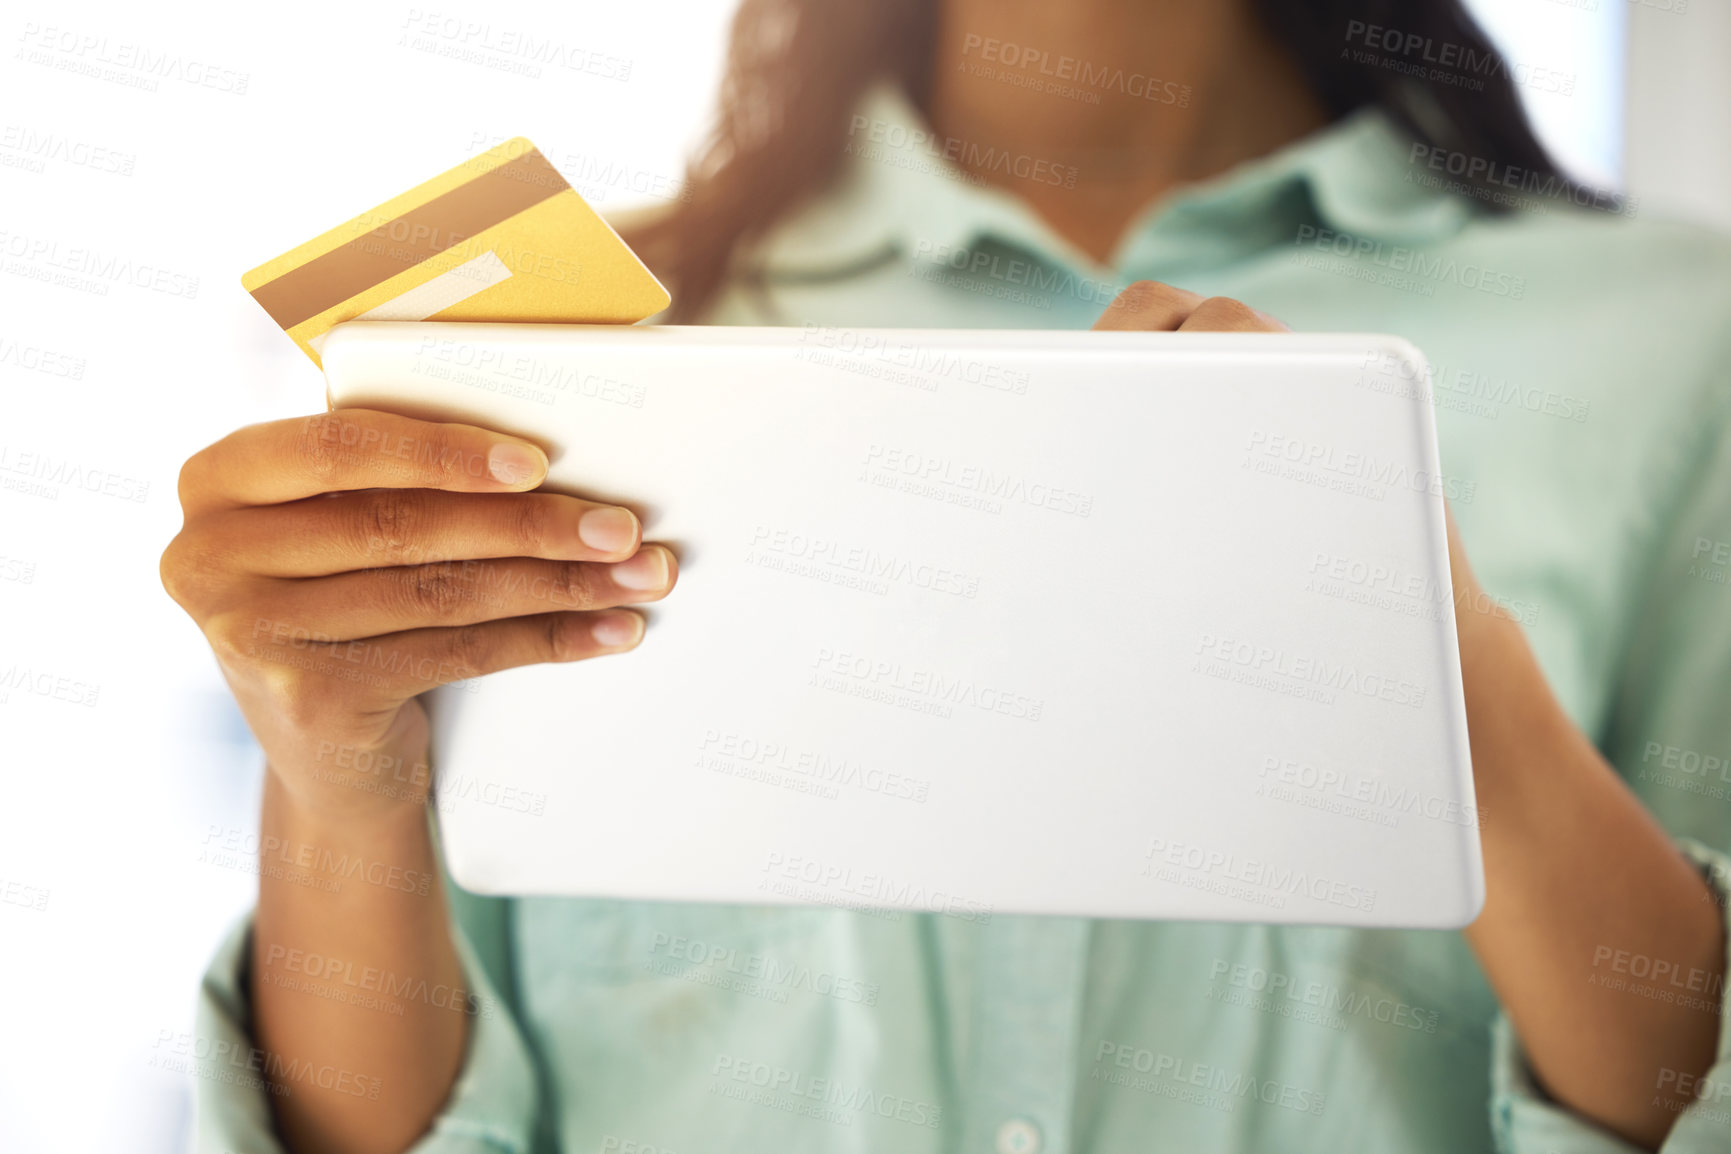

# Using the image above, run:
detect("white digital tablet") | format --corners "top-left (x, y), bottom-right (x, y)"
top-left (321, 321), bottom-right (1483, 928)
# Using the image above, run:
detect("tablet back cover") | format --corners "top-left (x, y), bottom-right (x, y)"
top-left (321, 322), bottom-right (1483, 928)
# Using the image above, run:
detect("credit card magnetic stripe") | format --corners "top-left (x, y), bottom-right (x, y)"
top-left (241, 136), bottom-right (671, 366)
top-left (248, 148), bottom-right (566, 331)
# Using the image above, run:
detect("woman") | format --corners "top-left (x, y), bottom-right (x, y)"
top-left (166, 0), bottom-right (1731, 1151)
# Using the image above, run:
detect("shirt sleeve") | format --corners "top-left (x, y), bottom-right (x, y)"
top-left (191, 900), bottom-right (541, 1153)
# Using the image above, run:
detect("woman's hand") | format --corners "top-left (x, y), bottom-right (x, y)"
top-left (161, 408), bottom-right (678, 822)
top-left (159, 410), bottom-right (675, 1152)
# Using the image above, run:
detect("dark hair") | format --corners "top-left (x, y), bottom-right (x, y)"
top-left (1247, 1), bottom-right (1582, 199)
top-left (631, 0), bottom-right (1588, 321)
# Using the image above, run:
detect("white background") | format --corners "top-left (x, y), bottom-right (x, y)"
top-left (0, 0), bottom-right (1696, 1150)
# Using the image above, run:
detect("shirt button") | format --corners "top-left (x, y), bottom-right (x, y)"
top-left (995, 1117), bottom-right (1042, 1154)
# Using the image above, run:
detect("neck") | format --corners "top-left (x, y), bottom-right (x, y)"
top-left (926, 0), bottom-right (1330, 264)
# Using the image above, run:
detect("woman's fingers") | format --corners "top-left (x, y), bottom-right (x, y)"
top-left (160, 405), bottom-right (676, 824)
top-left (178, 409), bottom-right (552, 517)
top-left (1176, 296), bottom-right (1289, 332)
top-left (224, 610), bottom-right (649, 706)
top-left (1092, 281), bottom-right (1205, 330)
top-left (229, 547), bottom-right (678, 641)
top-left (1092, 280), bottom-right (1287, 332)
top-left (188, 489), bottom-right (643, 578)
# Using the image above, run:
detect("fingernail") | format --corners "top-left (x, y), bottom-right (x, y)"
top-left (609, 547), bottom-right (669, 591)
top-left (578, 507), bottom-right (638, 554)
top-left (590, 611), bottom-right (644, 650)
top-left (488, 442), bottom-right (547, 485)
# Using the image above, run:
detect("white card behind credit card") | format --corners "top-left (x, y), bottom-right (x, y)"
top-left (320, 321), bottom-right (1483, 928)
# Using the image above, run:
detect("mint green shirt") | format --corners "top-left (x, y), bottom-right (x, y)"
top-left (195, 86), bottom-right (1731, 1153)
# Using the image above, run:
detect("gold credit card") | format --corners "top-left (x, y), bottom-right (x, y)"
top-left (242, 137), bottom-right (671, 366)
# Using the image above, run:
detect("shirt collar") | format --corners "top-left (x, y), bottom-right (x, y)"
top-left (750, 82), bottom-right (1473, 283)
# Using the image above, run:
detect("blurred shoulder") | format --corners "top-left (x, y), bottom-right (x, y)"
top-left (1466, 203), bottom-right (1731, 302)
